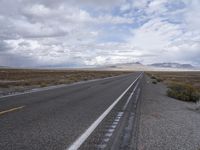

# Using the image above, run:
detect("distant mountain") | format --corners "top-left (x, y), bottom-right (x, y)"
top-left (0, 66), bottom-right (9, 68)
top-left (149, 63), bottom-right (194, 69)
top-left (94, 62), bottom-right (199, 71)
top-left (95, 62), bottom-right (152, 71)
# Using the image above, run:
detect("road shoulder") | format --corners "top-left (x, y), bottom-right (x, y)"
top-left (138, 75), bottom-right (200, 150)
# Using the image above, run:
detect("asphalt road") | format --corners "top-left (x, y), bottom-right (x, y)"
top-left (0, 72), bottom-right (142, 150)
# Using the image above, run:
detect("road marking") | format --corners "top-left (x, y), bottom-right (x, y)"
top-left (122, 81), bottom-right (139, 111)
top-left (0, 106), bottom-right (25, 116)
top-left (67, 72), bottom-right (143, 150)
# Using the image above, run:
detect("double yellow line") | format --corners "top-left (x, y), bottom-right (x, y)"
top-left (0, 106), bottom-right (25, 116)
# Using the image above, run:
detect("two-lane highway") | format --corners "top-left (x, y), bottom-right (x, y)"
top-left (0, 72), bottom-right (142, 150)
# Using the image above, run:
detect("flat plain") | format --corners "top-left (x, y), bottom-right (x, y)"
top-left (0, 68), bottom-right (132, 96)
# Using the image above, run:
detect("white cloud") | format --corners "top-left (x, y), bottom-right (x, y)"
top-left (129, 18), bottom-right (182, 51)
top-left (24, 4), bottom-right (51, 16)
top-left (131, 0), bottom-right (148, 9)
top-left (120, 3), bottom-right (131, 12)
top-left (147, 0), bottom-right (168, 14)
top-left (184, 0), bottom-right (200, 31)
top-left (0, 0), bottom-right (200, 67)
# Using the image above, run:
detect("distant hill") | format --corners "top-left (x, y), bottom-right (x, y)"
top-left (94, 62), bottom-right (199, 71)
top-left (1, 62), bottom-right (199, 71)
top-left (0, 66), bottom-right (9, 68)
top-left (95, 62), bottom-right (153, 71)
top-left (149, 63), bottom-right (194, 69)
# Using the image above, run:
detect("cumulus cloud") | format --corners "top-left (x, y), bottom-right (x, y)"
top-left (0, 0), bottom-right (200, 67)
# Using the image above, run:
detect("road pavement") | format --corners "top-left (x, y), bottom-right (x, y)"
top-left (0, 72), bottom-right (143, 150)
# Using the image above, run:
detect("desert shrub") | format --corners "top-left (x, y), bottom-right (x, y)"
top-left (39, 82), bottom-right (47, 87)
top-left (156, 78), bottom-right (163, 82)
top-left (151, 76), bottom-right (157, 79)
top-left (167, 82), bottom-right (200, 102)
top-left (146, 73), bottom-right (151, 76)
top-left (24, 82), bottom-right (31, 86)
top-left (152, 80), bottom-right (157, 84)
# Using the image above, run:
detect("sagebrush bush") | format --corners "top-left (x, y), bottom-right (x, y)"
top-left (156, 78), bottom-right (163, 82)
top-left (39, 83), bottom-right (47, 87)
top-left (152, 80), bottom-right (157, 84)
top-left (151, 76), bottom-right (157, 79)
top-left (167, 82), bottom-right (200, 102)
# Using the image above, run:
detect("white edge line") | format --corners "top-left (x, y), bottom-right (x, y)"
top-left (67, 72), bottom-right (143, 150)
top-left (0, 73), bottom-right (133, 100)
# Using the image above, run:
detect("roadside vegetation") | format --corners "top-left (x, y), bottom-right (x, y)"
top-left (167, 82), bottom-right (199, 102)
top-left (0, 68), bottom-right (132, 95)
top-left (152, 80), bottom-right (157, 84)
top-left (150, 75), bottom-right (163, 84)
top-left (147, 71), bottom-right (200, 102)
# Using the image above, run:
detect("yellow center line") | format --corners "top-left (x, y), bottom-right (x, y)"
top-left (0, 106), bottom-right (25, 116)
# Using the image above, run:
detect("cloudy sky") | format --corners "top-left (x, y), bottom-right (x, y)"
top-left (0, 0), bottom-right (200, 67)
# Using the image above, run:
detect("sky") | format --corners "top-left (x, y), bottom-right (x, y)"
top-left (0, 0), bottom-right (200, 67)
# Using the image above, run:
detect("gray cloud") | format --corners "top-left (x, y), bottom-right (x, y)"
top-left (0, 52), bottom-right (36, 67)
top-left (0, 40), bottom-right (11, 52)
top-left (0, 0), bottom-right (200, 67)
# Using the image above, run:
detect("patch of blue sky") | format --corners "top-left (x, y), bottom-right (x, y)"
top-left (79, 6), bottom-right (101, 17)
top-left (111, 6), bottom-right (147, 29)
top-left (96, 24), bottom-right (132, 43)
top-left (160, 3), bottom-right (186, 25)
top-left (163, 15), bottom-right (184, 25)
top-left (165, 0), bottom-right (186, 11)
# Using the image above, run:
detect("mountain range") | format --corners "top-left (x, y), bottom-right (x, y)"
top-left (97, 62), bottom-right (199, 71)
top-left (149, 63), bottom-right (194, 69)
top-left (0, 62), bottom-right (199, 71)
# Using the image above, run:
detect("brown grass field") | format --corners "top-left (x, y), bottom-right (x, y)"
top-left (0, 69), bottom-right (132, 92)
top-left (147, 71), bottom-right (200, 92)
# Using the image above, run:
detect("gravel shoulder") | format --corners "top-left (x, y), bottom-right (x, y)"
top-left (138, 75), bottom-right (200, 150)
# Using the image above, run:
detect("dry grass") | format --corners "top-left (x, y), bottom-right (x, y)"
top-left (0, 68), bottom-right (132, 89)
top-left (146, 71), bottom-right (200, 102)
top-left (146, 71), bottom-right (200, 92)
top-left (167, 82), bottom-right (199, 102)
